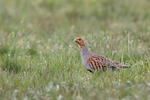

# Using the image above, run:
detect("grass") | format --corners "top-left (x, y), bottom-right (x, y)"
top-left (0, 0), bottom-right (150, 99)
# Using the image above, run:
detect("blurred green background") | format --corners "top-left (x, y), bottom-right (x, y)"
top-left (0, 0), bottom-right (150, 100)
top-left (1, 0), bottom-right (150, 33)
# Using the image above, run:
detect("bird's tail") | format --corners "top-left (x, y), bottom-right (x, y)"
top-left (122, 65), bottom-right (131, 68)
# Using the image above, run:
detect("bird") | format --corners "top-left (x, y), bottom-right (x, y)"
top-left (74, 37), bottom-right (130, 72)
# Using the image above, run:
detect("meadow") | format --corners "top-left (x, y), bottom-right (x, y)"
top-left (0, 0), bottom-right (150, 99)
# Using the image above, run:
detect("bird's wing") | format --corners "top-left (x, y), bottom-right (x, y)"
top-left (87, 55), bottom-right (122, 71)
top-left (87, 55), bottom-right (106, 71)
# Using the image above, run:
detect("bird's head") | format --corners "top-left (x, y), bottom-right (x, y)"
top-left (74, 37), bottom-right (85, 48)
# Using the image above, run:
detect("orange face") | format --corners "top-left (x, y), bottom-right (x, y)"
top-left (74, 37), bottom-right (84, 48)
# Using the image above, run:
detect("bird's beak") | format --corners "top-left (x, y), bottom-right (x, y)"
top-left (74, 39), bottom-right (77, 43)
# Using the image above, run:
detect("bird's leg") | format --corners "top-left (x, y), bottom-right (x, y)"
top-left (87, 69), bottom-right (93, 73)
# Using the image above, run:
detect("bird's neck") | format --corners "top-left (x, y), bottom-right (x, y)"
top-left (80, 45), bottom-right (91, 55)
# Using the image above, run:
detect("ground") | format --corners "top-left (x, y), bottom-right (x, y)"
top-left (0, 0), bottom-right (150, 100)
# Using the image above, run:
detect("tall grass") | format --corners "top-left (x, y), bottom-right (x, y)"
top-left (0, 0), bottom-right (150, 99)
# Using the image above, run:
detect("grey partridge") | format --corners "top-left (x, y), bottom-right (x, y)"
top-left (74, 37), bottom-right (130, 72)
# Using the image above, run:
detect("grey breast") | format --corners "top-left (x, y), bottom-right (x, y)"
top-left (80, 46), bottom-right (92, 70)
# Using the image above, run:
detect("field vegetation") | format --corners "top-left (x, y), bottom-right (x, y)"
top-left (0, 0), bottom-right (150, 99)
